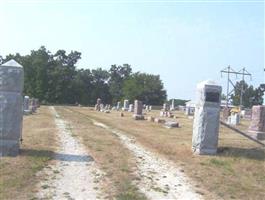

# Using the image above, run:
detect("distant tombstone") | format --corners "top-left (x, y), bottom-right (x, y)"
top-left (222, 107), bottom-right (230, 121)
top-left (117, 101), bottom-right (121, 110)
top-left (185, 107), bottom-right (194, 116)
top-left (149, 105), bottom-right (152, 111)
top-left (95, 98), bottom-right (101, 111)
top-left (243, 109), bottom-right (252, 120)
top-left (23, 96), bottom-right (31, 115)
top-left (0, 59), bottom-right (24, 156)
top-left (170, 99), bottom-right (175, 111)
top-left (248, 106), bottom-right (265, 140)
top-left (229, 113), bottom-right (240, 125)
top-left (128, 104), bottom-right (134, 112)
top-left (164, 121), bottom-right (179, 128)
top-left (133, 100), bottom-right (144, 120)
top-left (30, 98), bottom-right (37, 113)
top-left (123, 99), bottom-right (129, 111)
top-left (192, 80), bottom-right (222, 155)
top-left (163, 103), bottom-right (169, 111)
top-left (100, 104), bottom-right (104, 112)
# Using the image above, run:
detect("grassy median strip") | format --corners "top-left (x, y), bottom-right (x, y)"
top-left (71, 106), bottom-right (265, 200)
top-left (0, 106), bottom-right (58, 200)
top-left (56, 106), bottom-right (146, 200)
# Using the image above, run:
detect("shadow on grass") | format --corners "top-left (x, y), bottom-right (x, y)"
top-left (20, 149), bottom-right (94, 162)
top-left (218, 147), bottom-right (265, 161)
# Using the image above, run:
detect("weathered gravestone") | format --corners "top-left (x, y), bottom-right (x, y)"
top-left (164, 121), bottom-right (179, 128)
top-left (248, 105), bottom-right (265, 140)
top-left (192, 80), bottom-right (222, 155)
top-left (23, 96), bottom-right (31, 115)
top-left (222, 107), bottom-right (230, 121)
top-left (170, 99), bottom-right (175, 111)
top-left (117, 101), bottom-right (121, 110)
top-left (163, 103), bottom-right (169, 111)
top-left (128, 104), bottom-right (134, 112)
top-left (228, 113), bottom-right (240, 126)
top-left (0, 59), bottom-right (24, 156)
top-left (123, 99), bottom-right (129, 111)
top-left (95, 98), bottom-right (101, 111)
top-left (30, 98), bottom-right (37, 113)
top-left (132, 100), bottom-right (144, 120)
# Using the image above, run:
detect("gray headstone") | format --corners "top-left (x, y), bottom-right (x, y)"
top-left (133, 100), bottom-right (144, 120)
top-left (192, 80), bottom-right (222, 155)
top-left (0, 60), bottom-right (24, 157)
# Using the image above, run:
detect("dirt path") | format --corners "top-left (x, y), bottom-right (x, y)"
top-left (92, 120), bottom-right (203, 200)
top-left (36, 106), bottom-right (104, 200)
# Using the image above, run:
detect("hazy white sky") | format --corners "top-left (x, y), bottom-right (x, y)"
top-left (0, 0), bottom-right (264, 99)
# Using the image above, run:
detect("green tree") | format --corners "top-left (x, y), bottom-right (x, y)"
top-left (123, 72), bottom-right (167, 105)
top-left (91, 68), bottom-right (111, 104)
top-left (231, 81), bottom-right (264, 108)
top-left (109, 64), bottom-right (132, 103)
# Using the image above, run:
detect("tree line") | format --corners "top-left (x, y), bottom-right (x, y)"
top-left (0, 46), bottom-right (167, 106)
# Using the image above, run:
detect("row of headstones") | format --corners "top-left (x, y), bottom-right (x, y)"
top-left (94, 98), bottom-right (153, 113)
top-left (23, 96), bottom-right (40, 115)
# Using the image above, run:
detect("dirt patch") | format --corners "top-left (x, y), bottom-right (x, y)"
top-left (56, 106), bottom-right (146, 200)
top-left (36, 107), bottom-right (104, 199)
top-left (92, 120), bottom-right (203, 199)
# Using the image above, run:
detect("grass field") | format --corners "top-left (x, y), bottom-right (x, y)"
top-left (68, 106), bottom-right (265, 200)
top-left (0, 106), bottom-right (264, 200)
top-left (0, 107), bottom-right (58, 200)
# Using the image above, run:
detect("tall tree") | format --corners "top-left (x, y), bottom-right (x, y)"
top-left (122, 72), bottom-right (167, 105)
top-left (231, 81), bottom-right (264, 108)
top-left (109, 64), bottom-right (132, 103)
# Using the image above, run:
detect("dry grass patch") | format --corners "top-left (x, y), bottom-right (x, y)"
top-left (0, 106), bottom-right (58, 200)
top-left (71, 106), bottom-right (265, 200)
top-left (56, 106), bottom-right (146, 200)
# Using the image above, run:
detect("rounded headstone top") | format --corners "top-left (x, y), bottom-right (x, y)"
top-left (1, 59), bottom-right (23, 68)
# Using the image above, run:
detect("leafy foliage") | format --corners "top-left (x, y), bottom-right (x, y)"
top-left (1, 46), bottom-right (167, 105)
top-left (231, 81), bottom-right (264, 108)
top-left (122, 72), bottom-right (167, 105)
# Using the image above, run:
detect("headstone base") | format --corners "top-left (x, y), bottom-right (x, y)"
top-left (192, 147), bottom-right (217, 155)
top-left (164, 121), bottom-right (179, 128)
top-left (248, 130), bottom-right (265, 140)
top-left (132, 114), bottom-right (144, 120)
top-left (24, 110), bottom-right (32, 115)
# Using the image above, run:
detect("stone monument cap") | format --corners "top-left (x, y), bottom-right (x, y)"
top-left (1, 59), bottom-right (23, 68)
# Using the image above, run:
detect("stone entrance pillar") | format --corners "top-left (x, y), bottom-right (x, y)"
top-left (192, 80), bottom-right (222, 155)
top-left (0, 59), bottom-right (24, 156)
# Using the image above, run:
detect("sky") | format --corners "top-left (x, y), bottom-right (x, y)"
top-left (0, 0), bottom-right (264, 100)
